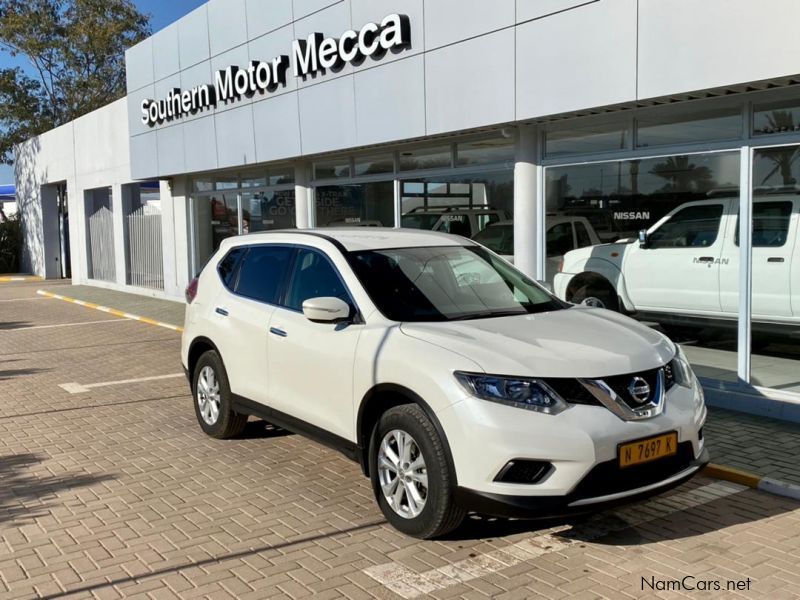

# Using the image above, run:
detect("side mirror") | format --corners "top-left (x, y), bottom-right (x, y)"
top-left (302, 297), bottom-right (352, 323)
top-left (638, 229), bottom-right (650, 248)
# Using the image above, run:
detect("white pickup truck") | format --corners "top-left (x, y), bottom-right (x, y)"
top-left (554, 195), bottom-right (800, 330)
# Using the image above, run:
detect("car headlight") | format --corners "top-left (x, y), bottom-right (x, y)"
top-left (454, 372), bottom-right (569, 415)
top-left (671, 345), bottom-right (696, 389)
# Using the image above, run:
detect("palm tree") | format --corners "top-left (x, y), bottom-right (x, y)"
top-left (758, 111), bottom-right (799, 187)
top-left (649, 156), bottom-right (715, 192)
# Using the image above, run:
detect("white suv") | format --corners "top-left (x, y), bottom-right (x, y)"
top-left (181, 229), bottom-right (708, 539)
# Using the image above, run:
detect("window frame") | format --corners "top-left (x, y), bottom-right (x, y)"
top-left (276, 245), bottom-right (362, 320)
top-left (216, 247), bottom-right (247, 292)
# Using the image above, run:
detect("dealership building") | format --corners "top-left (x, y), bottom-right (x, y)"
top-left (14, 0), bottom-right (800, 420)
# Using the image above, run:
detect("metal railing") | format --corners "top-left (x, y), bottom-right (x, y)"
top-left (126, 204), bottom-right (164, 290)
top-left (87, 206), bottom-right (116, 282)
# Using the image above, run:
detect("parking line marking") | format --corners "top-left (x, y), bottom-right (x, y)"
top-left (36, 289), bottom-right (184, 332)
top-left (363, 481), bottom-right (747, 598)
top-left (8, 318), bottom-right (132, 331)
top-left (59, 373), bottom-right (185, 394)
top-left (0, 297), bottom-right (48, 303)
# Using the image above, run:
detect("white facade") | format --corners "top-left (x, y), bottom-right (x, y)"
top-left (14, 0), bottom-right (800, 421)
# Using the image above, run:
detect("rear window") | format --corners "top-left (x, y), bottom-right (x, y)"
top-left (217, 247), bottom-right (246, 290)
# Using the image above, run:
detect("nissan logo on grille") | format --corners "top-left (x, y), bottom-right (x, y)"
top-left (627, 377), bottom-right (651, 404)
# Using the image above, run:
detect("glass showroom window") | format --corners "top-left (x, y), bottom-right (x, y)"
top-left (753, 99), bottom-right (800, 136)
top-left (545, 120), bottom-right (630, 157)
top-left (636, 106), bottom-right (742, 148)
top-left (749, 145), bottom-right (800, 395)
top-left (400, 170), bottom-right (514, 241)
top-left (315, 181), bottom-right (395, 227)
top-left (546, 151), bottom-right (741, 381)
top-left (190, 169), bottom-right (295, 273)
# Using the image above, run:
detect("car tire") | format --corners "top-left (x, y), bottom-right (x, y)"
top-left (570, 282), bottom-right (620, 312)
top-left (192, 350), bottom-right (248, 439)
top-left (369, 404), bottom-right (465, 539)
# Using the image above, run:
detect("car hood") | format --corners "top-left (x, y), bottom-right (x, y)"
top-left (400, 306), bottom-right (674, 378)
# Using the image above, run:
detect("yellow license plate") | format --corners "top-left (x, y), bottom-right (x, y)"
top-left (619, 432), bottom-right (678, 468)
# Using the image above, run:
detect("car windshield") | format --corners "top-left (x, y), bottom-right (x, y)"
top-left (349, 245), bottom-right (567, 322)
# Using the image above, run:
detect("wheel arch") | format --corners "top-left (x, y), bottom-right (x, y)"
top-left (187, 336), bottom-right (222, 383)
top-left (565, 266), bottom-right (634, 312)
top-left (357, 384), bottom-right (457, 484)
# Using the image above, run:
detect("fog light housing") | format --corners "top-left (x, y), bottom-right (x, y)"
top-left (494, 460), bottom-right (553, 484)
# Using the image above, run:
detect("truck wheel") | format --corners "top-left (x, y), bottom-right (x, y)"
top-left (369, 404), bottom-right (465, 539)
top-left (571, 282), bottom-right (620, 312)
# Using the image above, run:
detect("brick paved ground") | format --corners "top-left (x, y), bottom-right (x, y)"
top-left (1, 279), bottom-right (799, 600)
top-left (704, 408), bottom-right (800, 486)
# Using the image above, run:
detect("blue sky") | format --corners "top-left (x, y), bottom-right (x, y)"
top-left (0, 0), bottom-right (207, 184)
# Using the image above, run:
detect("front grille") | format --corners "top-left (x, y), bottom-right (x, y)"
top-left (602, 367), bottom-right (662, 410)
top-left (542, 378), bottom-right (601, 406)
top-left (570, 442), bottom-right (695, 500)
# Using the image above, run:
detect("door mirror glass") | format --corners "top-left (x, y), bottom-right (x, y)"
top-left (302, 297), bottom-right (351, 323)
top-left (638, 229), bottom-right (649, 248)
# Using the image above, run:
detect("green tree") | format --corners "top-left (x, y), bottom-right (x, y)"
top-left (0, 0), bottom-right (150, 164)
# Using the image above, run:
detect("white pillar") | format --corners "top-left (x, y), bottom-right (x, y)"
top-left (111, 183), bottom-right (130, 286)
top-left (171, 177), bottom-right (191, 292)
top-left (514, 124), bottom-right (541, 280)
top-left (295, 162), bottom-right (312, 229)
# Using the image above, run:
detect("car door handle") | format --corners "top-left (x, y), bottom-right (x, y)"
top-left (767, 257), bottom-right (785, 263)
top-left (269, 327), bottom-right (288, 338)
top-left (215, 307), bottom-right (229, 317)
top-left (696, 256), bottom-right (715, 263)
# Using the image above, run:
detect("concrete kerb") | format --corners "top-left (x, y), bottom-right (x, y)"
top-left (36, 289), bottom-right (183, 332)
top-left (0, 275), bottom-right (42, 282)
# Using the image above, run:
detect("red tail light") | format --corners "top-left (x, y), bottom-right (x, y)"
top-left (185, 277), bottom-right (199, 304)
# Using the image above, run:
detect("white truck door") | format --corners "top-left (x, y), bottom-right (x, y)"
top-left (751, 198), bottom-right (796, 320)
top-left (720, 197), bottom-right (796, 320)
top-left (623, 201), bottom-right (729, 313)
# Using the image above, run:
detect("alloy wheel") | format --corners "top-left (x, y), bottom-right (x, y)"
top-left (377, 429), bottom-right (429, 519)
top-left (197, 366), bottom-right (221, 425)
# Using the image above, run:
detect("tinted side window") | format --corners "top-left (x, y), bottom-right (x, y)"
top-left (547, 222), bottom-right (574, 257)
top-left (217, 248), bottom-right (246, 290)
top-left (235, 246), bottom-right (294, 304)
top-left (735, 201), bottom-right (793, 247)
top-left (574, 221), bottom-right (593, 248)
top-left (648, 204), bottom-right (724, 249)
top-left (285, 249), bottom-right (350, 311)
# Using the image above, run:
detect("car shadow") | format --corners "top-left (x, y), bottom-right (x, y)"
top-left (0, 368), bottom-right (49, 381)
top-left (444, 482), bottom-right (797, 544)
top-left (239, 420), bottom-right (294, 439)
top-left (0, 321), bottom-right (32, 330)
top-left (0, 453), bottom-right (116, 526)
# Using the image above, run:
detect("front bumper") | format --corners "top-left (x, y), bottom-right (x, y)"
top-left (455, 446), bottom-right (709, 518)
top-left (437, 375), bottom-right (707, 512)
